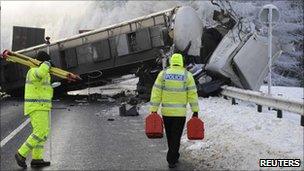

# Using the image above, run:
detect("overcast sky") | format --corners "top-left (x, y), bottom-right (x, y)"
top-left (0, 1), bottom-right (95, 50)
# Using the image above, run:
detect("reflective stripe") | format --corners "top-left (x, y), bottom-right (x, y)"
top-left (31, 134), bottom-right (44, 142)
top-left (187, 85), bottom-right (197, 91)
top-left (162, 103), bottom-right (186, 108)
top-left (26, 81), bottom-right (50, 86)
top-left (150, 102), bottom-right (160, 106)
top-left (163, 87), bottom-right (187, 92)
top-left (190, 103), bottom-right (198, 107)
top-left (153, 84), bottom-right (163, 89)
top-left (34, 145), bottom-right (44, 149)
top-left (25, 99), bottom-right (51, 103)
top-left (35, 70), bottom-right (42, 79)
top-left (25, 142), bottom-right (34, 149)
top-left (154, 83), bottom-right (187, 92)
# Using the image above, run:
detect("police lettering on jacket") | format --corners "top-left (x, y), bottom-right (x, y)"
top-left (165, 74), bottom-right (185, 81)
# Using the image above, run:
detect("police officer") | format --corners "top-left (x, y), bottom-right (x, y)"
top-left (15, 51), bottom-right (53, 168)
top-left (149, 53), bottom-right (199, 168)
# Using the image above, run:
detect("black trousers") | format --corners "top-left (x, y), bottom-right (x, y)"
top-left (163, 116), bottom-right (186, 164)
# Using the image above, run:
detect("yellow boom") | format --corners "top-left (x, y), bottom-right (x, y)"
top-left (1, 50), bottom-right (81, 82)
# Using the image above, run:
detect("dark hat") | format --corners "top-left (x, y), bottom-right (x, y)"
top-left (36, 51), bottom-right (50, 62)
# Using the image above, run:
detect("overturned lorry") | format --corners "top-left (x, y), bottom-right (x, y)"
top-left (0, 5), bottom-right (281, 98)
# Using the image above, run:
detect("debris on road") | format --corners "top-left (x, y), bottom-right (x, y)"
top-left (112, 91), bottom-right (126, 99)
top-left (75, 99), bottom-right (88, 103)
top-left (77, 103), bottom-right (89, 106)
top-left (0, 89), bottom-right (10, 100)
top-left (119, 103), bottom-right (139, 117)
top-left (97, 97), bottom-right (116, 103)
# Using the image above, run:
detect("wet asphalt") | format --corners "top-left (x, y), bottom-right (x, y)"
top-left (0, 98), bottom-right (195, 170)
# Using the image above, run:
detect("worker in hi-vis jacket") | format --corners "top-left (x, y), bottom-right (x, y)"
top-left (149, 53), bottom-right (199, 168)
top-left (15, 51), bottom-right (53, 168)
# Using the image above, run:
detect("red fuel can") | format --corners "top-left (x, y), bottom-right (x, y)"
top-left (187, 117), bottom-right (204, 140)
top-left (145, 112), bottom-right (163, 138)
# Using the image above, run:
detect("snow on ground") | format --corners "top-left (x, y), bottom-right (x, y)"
top-left (178, 86), bottom-right (303, 170)
top-left (180, 97), bottom-right (303, 170)
top-left (68, 75), bottom-right (138, 96)
top-left (260, 85), bottom-right (304, 102)
top-left (140, 86), bottom-right (303, 170)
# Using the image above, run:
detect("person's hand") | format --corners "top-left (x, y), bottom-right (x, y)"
top-left (192, 112), bottom-right (198, 118)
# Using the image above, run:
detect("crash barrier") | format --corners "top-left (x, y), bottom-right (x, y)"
top-left (220, 85), bottom-right (304, 126)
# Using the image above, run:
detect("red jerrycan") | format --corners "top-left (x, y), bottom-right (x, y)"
top-left (187, 116), bottom-right (204, 140)
top-left (145, 112), bottom-right (163, 138)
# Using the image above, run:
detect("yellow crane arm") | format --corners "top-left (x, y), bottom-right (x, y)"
top-left (1, 50), bottom-right (82, 82)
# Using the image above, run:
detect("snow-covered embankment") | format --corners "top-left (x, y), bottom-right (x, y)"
top-left (180, 86), bottom-right (303, 170)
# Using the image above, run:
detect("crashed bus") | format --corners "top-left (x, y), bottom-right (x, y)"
top-left (0, 6), bottom-right (282, 98)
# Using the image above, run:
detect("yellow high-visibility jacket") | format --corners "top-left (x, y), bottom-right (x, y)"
top-left (24, 61), bottom-right (53, 115)
top-left (149, 65), bottom-right (199, 117)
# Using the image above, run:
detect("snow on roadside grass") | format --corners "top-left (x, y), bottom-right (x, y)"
top-left (260, 85), bottom-right (303, 102)
top-left (180, 92), bottom-right (303, 170)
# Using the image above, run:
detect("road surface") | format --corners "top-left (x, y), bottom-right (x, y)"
top-left (1, 97), bottom-right (195, 170)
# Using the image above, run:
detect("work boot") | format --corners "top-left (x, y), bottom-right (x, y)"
top-left (30, 159), bottom-right (51, 168)
top-left (15, 152), bottom-right (27, 168)
top-left (168, 163), bottom-right (177, 169)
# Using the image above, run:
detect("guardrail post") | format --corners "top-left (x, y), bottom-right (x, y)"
top-left (277, 109), bottom-right (282, 118)
top-left (257, 105), bottom-right (262, 113)
top-left (301, 116), bottom-right (304, 126)
top-left (232, 98), bottom-right (237, 105)
top-left (221, 86), bottom-right (303, 115)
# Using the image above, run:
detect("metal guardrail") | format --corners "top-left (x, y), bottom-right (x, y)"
top-left (221, 85), bottom-right (304, 116)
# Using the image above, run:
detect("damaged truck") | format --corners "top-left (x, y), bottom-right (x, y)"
top-left (0, 5), bottom-right (281, 98)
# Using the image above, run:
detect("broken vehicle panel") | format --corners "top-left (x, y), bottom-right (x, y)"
top-left (0, 5), bottom-right (281, 98)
